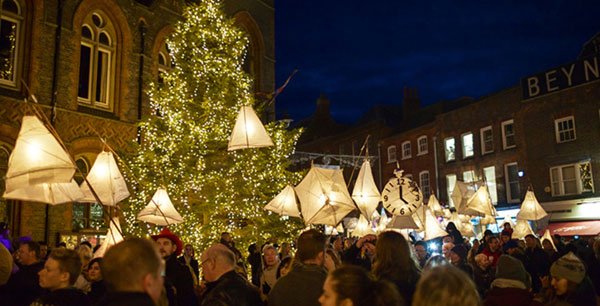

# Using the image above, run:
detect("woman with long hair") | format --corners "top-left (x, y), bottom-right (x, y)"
top-left (413, 265), bottom-right (480, 306)
top-left (372, 231), bottom-right (421, 305)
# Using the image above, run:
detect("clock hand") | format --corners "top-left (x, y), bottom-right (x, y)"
top-left (399, 185), bottom-right (408, 204)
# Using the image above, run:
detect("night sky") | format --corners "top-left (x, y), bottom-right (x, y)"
top-left (273, 1), bottom-right (600, 124)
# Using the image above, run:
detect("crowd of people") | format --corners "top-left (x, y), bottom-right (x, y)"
top-left (0, 220), bottom-right (599, 306)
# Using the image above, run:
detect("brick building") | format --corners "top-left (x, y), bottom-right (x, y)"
top-left (0, 0), bottom-right (275, 246)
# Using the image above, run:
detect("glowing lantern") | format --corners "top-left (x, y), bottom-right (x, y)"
top-left (502, 215), bottom-right (515, 228)
top-left (451, 181), bottom-right (480, 216)
top-left (465, 186), bottom-right (496, 216)
top-left (352, 160), bottom-right (380, 221)
top-left (351, 214), bottom-right (376, 237)
top-left (264, 185), bottom-right (300, 217)
top-left (79, 151), bottom-right (130, 206)
top-left (479, 214), bottom-right (497, 225)
top-left (137, 187), bottom-right (183, 225)
top-left (386, 215), bottom-right (419, 230)
top-left (94, 217), bottom-right (123, 258)
top-left (428, 194), bottom-right (444, 217)
top-left (423, 208), bottom-right (448, 241)
top-left (227, 105), bottom-right (274, 150)
top-left (541, 229), bottom-right (557, 251)
top-left (295, 165), bottom-right (355, 226)
top-left (516, 189), bottom-right (547, 221)
top-left (512, 219), bottom-right (536, 239)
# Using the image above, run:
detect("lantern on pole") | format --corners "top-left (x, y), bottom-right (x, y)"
top-left (227, 105), bottom-right (274, 151)
top-left (512, 219), bottom-right (536, 239)
top-left (93, 217), bottom-right (123, 258)
top-left (351, 214), bottom-right (376, 237)
top-left (264, 184), bottom-right (301, 218)
top-left (79, 151), bottom-right (130, 206)
top-left (137, 187), bottom-right (183, 226)
top-left (428, 194), bottom-right (444, 217)
top-left (423, 208), bottom-right (448, 241)
top-left (352, 160), bottom-right (380, 221)
top-left (516, 189), bottom-right (547, 221)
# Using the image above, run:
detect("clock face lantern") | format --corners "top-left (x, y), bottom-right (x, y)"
top-left (382, 169), bottom-right (423, 216)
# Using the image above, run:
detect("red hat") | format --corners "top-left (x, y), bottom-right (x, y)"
top-left (151, 228), bottom-right (183, 256)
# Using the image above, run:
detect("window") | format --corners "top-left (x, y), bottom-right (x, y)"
top-left (0, 0), bottom-right (23, 86)
top-left (157, 42), bottom-right (172, 84)
top-left (78, 12), bottom-right (116, 110)
top-left (550, 162), bottom-right (594, 196)
top-left (504, 162), bottom-right (520, 203)
top-left (480, 126), bottom-right (493, 155)
top-left (420, 171), bottom-right (430, 200)
top-left (401, 141), bottom-right (411, 159)
top-left (483, 166), bottom-right (498, 205)
top-left (417, 136), bottom-right (428, 155)
top-left (72, 157), bottom-right (105, 230)
top-left (387, 145), bottom-right (396, 163)
top-left (444, 137), bottom-right (455, 162)
top-left (462, 132), bottom-right (474, 158)
top-left (463, 170), bottom-right (475, 183)
top-left (555, 116), bottom-right (576, 143)
top-left (446, 174), bottom-right (457, 208)
top-left (501, 120), bottom-right (515, 149)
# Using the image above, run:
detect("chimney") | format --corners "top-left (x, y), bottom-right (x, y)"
top-left (402, 87), bottom-right (421, 121)
top-left (316, 93), bottom-right (331, 116)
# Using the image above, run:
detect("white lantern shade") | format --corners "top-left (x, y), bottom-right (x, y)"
top-left (512, 219), bottom-right (536, 239)
top-left (516, 190), bottom-right (548, 221)
top-left (479, 214), bottom-right (497, 225)
top-left (541, 229), bottom-right (557, 251)
top-left (462, 222), bottom-right (475, 237)
top-left (465, 186), bottom-right (495, 216)
top-left (227, 105), bottom-right (274, 151)
top-left (295, 166), bottom-right (355, 226)
top-left (3, 180), bottom-right (84, 205)
top-left (428, 194), bottom-right (444, 217)
top-left (351, 214), bottom-right (376, 238)
top-left (94, 217), bottom-right (123, 258)
top-left (386, 215), bottom-right (419, 230)
top-left (79, 151), bottom-right (130, 206)
top-left (352, 160), bottom-right (380, 221)
top-left (423, 208), bottom-right (448, 241)
top-left (502, 215), bottom-right (515, 227)
top-left (264, 185), bottom-right (300, 217)
top-left (137, 187), bottom-right (183, 226)
top-left (451, 181), bottom-right (482, 216)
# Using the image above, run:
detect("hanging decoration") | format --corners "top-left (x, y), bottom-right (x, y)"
top-left (423, 208), bottom-right (448, 241)
top-left (93, 217), bottom-right (123, 258)
top-left (386, 215), bottom-right (420, 230)
top-left (227, 105), bottom-right (274, 151)
top-left (264, 184), bottom-right (301, 218)
top-left (137, 187), bottom-right (183, 226)
top-left (351, 214), bottom-right (376, 237)
top-left (516, 189), bottom-right (548, 221)
top-left (428, 194), bottom-right (444, 217)
top-left (79, 151), bottom-right (130, 206)
top-left (351, 160), bottom-right (381, 221)
top-left (381, 169), bottom-right (423, 216)
top-left (451, 180), bottom-right (481, 216)
top-left (502, 215), bottom-right (515, 228)
top-left (512, 219), bottom-right (536, 239)
top-left (541, 229), bottom-right (557, 251)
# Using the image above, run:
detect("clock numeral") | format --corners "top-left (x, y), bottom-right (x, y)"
top-left (400, 208), bottom-right (405, 215)
top-left (415, 195), bottom-right (420, 201)
top-left (383, 195), bottom-right (388, 202)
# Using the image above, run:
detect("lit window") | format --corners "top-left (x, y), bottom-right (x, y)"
top-left (480, 126), bottom-right (493, 155)
top-left (483, 166), bottom-right (497, 204)
top-left (420, 171), bottom-right (430, 200)
top-left (462, 132), bottom-right (474, 158)
top-left (463, 170), bottom-right (475, 183)
top-left (417, 136), bottom-right (428, 155)
top-left (501, 119), bottom-right (515, 150)
top-left (446, 174), bottom-right (456, 208)
top-left (550, 162), bottom-right (593, 196)
top-left (387, 145), bottom-right (396, 163)
top-left (554, 116), bottom-right (576, 143)
top-left (504, 162), bottom-right (520, 203)
top-left (73, 157), bottom-right (105, 230)
top-left (0, 0), bottom-right (23, 86)
top-left (402, 141), bottom-right (411, 159)
top-left (78, 12), bottom-right (116, 110)
top-left (444, 137), bottom-right (455, 162)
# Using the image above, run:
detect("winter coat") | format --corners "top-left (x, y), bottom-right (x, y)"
top-left (87, 280), bottom-right (107, 304)
top-left (178, 255), bottom-right (200, 282)
top-left (30, 287), bottom-right (91, 306)
top-left (472, 264), bottom-right (494, 296)
top-left (524, 246), bottom-right (550, 293)
top-left (96, 291), bottom-right (155, 306)
top-left (165, 254), bottom-right (198, 306)
top-left (200, 270), bottom-right (263, 306)
top-left (1, 261), bottom-right (44, 306)
top-left (268, 261), bottom-right (327, 306)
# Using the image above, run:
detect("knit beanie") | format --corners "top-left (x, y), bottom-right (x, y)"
top-left (450, 245), bottom-right (467, 260)
top-left (550, 252), bottom-right (586, 284)
top-left (495, 255), bottom-right (531, 289)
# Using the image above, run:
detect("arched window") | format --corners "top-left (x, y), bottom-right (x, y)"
top-left (78, 11), bottom-right (116, 110)
top-left (0, 0), bottom-right (23, 86)
top-left (157, 41), bottom-right (171, 83)
top-left (72, 156), bottom-right (105, 230)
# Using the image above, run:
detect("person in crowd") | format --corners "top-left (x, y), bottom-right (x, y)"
top-left (414, 240), bottom-right (430, 268)
top-left (412, 265), bottom-right (480, 306)
top-left (152, 227), bottom-right (197, 306)
top-left (279, 242), bottom-right (292, 259)
top-left (483, 255), bottom-right (540, 306)
top-left (449, 244), bottom-right (472, 278)
top-left (200, 243), bottom-right (263, 306)
top-left (501, 221), bottom-right (513, 238)
top-left (541, 238), bottom-right (559, 263)
top-left (552, 234), bottom-right (567, 256)
top-left (99, 238), bottom-right (164, 305)
top-left (0, 242), bottom-right (12, 285)
top-left (260, 244), bottom-right (280, 299)
top-left (442, 241), bottom-right (454, 261)
top-left (590, 238), bottom-right (600, 296)
top-left (32, 248), bottom-right (90, 306)
top-left (372, 231), bottom-right (420, 305)
top-left (324, 248), bottom-right (340, 272)
top-left (318, 265), bottom-right (403, 306)
top-left (38, 241), bottom-right (49, 261)
top-left (524, 234), bottom-right (550, 294)
top-left (341, 234), bottom-right (375, 271)
top-left (477, 230), bottom-right (494, 254)
top-left (467, 239), bottom-right (480, 265)
top-left (74, 243), bottom-right (92, 293)
top-left (178, 243), bottom-right (200, 284)
top-left (332, 236), bottom-right (344, 259)
top-left (87, 257), bottom-right (107, 304)
top-left (481, 236), bottom-right (502, 269)
top-left (472, 253), bottom-right (494, 297)
top-left (500, 231), bottom-right (511, 250)
top-left (269, 229), bottom-right (328, 306)
top-left (276, 256), bottom-right (292, 279)
top-left (423, 255), bottom-right (448, 270)
top-left (3, 240), bottom-right (45, 305)
top-left (248, 243), bottom-right (262, 287)
top-left (445, 222), bottom-right (463, 245)
top-left (542, 252), bottom-right (597, 305)
top-left (220, 232), bottom-right (235, 250)
top-left (57, 242), bottom-right (67, 249)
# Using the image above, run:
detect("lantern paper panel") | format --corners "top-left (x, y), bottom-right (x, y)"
top-left (351, 214), bottom-right (376, 238)
top-left (94, 217), bottom-right (123, 258)
top-left (423, 208), bottom-right (448, 241)
top-left (3, 180), bottom-right (84, 205)
top-left (137, 187), bottom-right (183, 226)
top-left (516, 190), bottom-right (548, 221)
top-left (386, 215), bottom-right (419, 230)
top-left (512, 219), bottom-right (536, 239)
top-left (352, 160), bottom-right (380, 221)
top-left (227, 105), bottom-right (274, 151)
top-left (264, 184), bottom-right (301, 217)
top-left (541, 229), bottom-right (557, 251)
top-left (79, 151), bottom-right (130, 206)
top-left (451, 181), bottom-right (483, 216)
top-left (465, 186), bottom-right (496, 216)
top-left (428, 194), bottom-right (444, 217)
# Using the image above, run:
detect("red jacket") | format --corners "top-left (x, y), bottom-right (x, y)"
top-left (481, 248), bottom-right (501, 268)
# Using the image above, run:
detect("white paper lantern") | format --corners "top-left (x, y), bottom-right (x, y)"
top-left (352, 160), bottom-right (380, 221)
top-left (79, 151), bottom-right (130, 206)
top-left (137, 187), bottom-right (183, 226)
top-left (94, 217), bottom-right (123, 258)
top-left (516, 190), bottom-right (547, 221)
top-left (228, 105), bottom-right (274, 150)
top-left (264, 185), bottom-right (300, 217)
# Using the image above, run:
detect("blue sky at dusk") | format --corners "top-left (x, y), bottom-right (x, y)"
top-left (273, 1), bottom-right (600, 124)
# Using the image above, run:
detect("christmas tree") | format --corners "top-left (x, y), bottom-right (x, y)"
top-left (123, 1), bottom-right (304, 252)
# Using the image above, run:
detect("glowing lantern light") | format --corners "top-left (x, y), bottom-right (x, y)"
top-left (423, 208), bottom-right (448, 241)
top-left (93, 217), bottom-right (123, 258)
top-left (516, 189), bottom-right (547, 221)
top-left (351, 214), bottom-right (376, 237)
top-left (227, 105), bottom-right (274, 150)
top-left (502, 215), bottom-right (515, 228)
top-left (428, 194), bottom-right (444, 217)
top-left (386, 215), bottom-right (419, 230)
top-left (541, 229), bottom-right (557, 251)
top-left (512, 219), bottom-right (536, 239)
top-left (137, 187), bottom-right (183, 226)
top-left (352, 160), bottom-right (380, 221)
top-left (264, 185), bottom-right (301, 218)
top-left (79, 151), bottom-right (130, 206)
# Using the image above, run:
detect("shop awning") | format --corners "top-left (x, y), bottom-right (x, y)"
top-left (538, 220), bottom-right (600, 236)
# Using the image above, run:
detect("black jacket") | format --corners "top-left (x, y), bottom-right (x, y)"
top-left (178, 255), bottom-right (200, 282)
top-left (1, 261), bottom-right (45, 306)
top-left (472, 264), bottom-right (494, 297)
top-left (200, 270), bottom-right (263, 306)
top-left (341, 244), bottom-right (372, 271)
top-left (96, 291), bottom-right (155, 306)
top-left (87, 280), bottom-right (108, 305)
top-left (524, 247), bottom-right (550, 293)
top-left (30, 287), bottom-right (91, 306)
top-left (268, 262), bottom-right (327, 306)
top-left (165, 254), bottom-right (198, 306)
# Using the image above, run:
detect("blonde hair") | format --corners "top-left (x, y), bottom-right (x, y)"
top-left (413, 265), bottom-right (480, 306)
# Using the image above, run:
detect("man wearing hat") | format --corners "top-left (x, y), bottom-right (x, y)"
top-left (152, 228), bottom-right (197, 306)
top-left (483, 254), bottom-right (541, 305)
